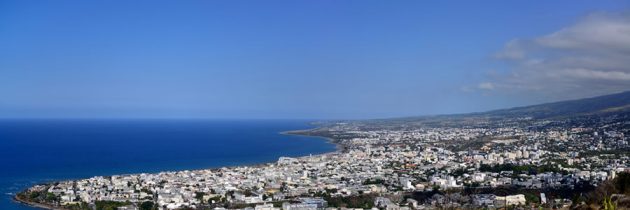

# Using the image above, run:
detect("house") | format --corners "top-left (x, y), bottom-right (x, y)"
top-left (472, 194), bottom-right (495, 206)
top-left (494, 194), bottom-right (526, 207)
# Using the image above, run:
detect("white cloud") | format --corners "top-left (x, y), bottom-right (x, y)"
top-left (480, 11), bottom-right (630, 99)
top-left (494, 39), bottom-right (526, 60)
top-left (477, 82), bottom-right (495, 90)
top-left (535, 13), bottom-right (630, 52)
top-left (562, 68), bottom-right (630, 81)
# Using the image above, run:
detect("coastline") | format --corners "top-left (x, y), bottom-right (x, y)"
top-left (13, 195), bottom-right (64, 210)
top-left (14, 125), bottom-right (341, 210)
top-left (279, 129), bottom-right (345, 153)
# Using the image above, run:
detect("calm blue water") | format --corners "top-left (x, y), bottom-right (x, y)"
top-left (0, 119), bottom-right (335, 210)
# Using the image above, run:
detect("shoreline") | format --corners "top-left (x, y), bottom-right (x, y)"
top-left (13, 195), bottom-right (64, 210)
top-left (279, 129), bottom-right (345, 153)
top-left (14, 126), bottom-right (340, 210)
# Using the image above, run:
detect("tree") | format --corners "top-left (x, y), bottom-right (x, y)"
top-left (615, 173), bottom-right (630, 194)
top-left (194, 192), bottom-right (206, 202)
top-left (524, 193), bottom-right (540, 205)
top-left (140, 201), bottom-right (155, 210)
top-left (45, 192), bottom-right (58, 202)
top-left (94, 200), bottom-right (131, 210)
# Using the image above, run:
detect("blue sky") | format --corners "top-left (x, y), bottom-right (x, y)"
top-left (1, 1), bottom-right (629, 119)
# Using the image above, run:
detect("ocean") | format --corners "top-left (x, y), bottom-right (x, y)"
top-left (0, 119), bottom-right (336, 210)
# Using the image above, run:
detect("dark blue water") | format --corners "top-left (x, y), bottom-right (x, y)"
top-left (0, 119), bottom-right (335, 210)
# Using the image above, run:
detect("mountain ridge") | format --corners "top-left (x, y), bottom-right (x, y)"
top-left (472, 90), bottom-right (630, 119)
top-left (370, 91), bottom-right (630, 123)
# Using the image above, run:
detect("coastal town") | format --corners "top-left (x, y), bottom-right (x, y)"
top-left (16, 110), bottom-right (630, 210)
top-left (7, 0), bottom-right (630, 209)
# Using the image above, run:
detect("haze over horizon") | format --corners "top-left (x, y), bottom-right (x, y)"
top-left (2, 1), bottom-right (630, 119)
